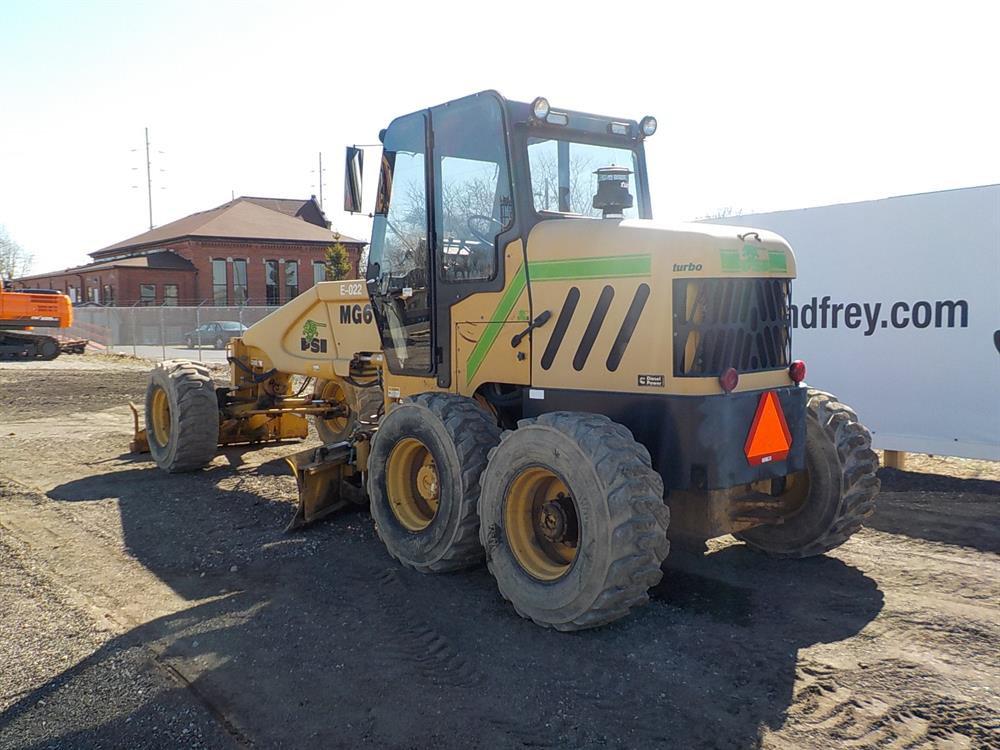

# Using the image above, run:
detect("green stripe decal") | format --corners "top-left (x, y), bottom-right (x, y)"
top-left (720, 246), bottom-right (788, 273)
top-left (528, 254), bottom-right (652, 281)
top-left (463, 254), bottom-right (652, 385)
top-left (464, 264), bottom-right (526, 384)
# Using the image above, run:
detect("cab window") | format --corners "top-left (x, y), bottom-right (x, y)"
top-left (367, 112), bottom-right (432, 374)
top-left (527, 138), bottom-right (641, 218)
top-left (432, 95), bottom-right (512, 282)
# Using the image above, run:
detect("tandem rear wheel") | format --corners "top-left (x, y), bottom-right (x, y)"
top-left (312, 378), bottom-right (383, 444)
top-left (479, 412), bottom-right (670, 631)
top-left (367, 393), bottom-right (501, 573)
top-left (369, 396), bottom-right (671, 631)
top-left (737, 389), bottom-right (880, 557)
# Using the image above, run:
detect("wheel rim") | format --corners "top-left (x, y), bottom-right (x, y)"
top-left (750, 469), bottom-right (811, 525)
top-left (782, 471), bottom-right (810, 512)
top-left (386, 438), bottom-right (439, 532)
top-left (150, 386), bottom-right (171, 446)
top-left (318, 380), bottom-right (350, 435)
top-left (504, 466), bottom-right (579, 581)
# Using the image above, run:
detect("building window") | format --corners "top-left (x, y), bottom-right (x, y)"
top-left (265, 260), bottom-right (280, 305)
top-left (313, 260), bottom-right (327, 285)
top-left (139, 284), bottom-right (156, 306)
top-left (164, 284), bottom-right (179, 306)
top-left (285, 261), bottom-right (299, 300)
top-left (232, 259), bottom-right (248, 304)
top-left (212, 259), bottom-right (228, 305)
top-left (103, 285), bottom-right (115, 305)
top-left (87, 286), bottom-right (98, 303)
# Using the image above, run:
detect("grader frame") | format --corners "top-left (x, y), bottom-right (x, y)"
top-left (134, 91), bottom-right (879, 631)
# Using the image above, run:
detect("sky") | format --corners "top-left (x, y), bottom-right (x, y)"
top-left (1, 0), bottom-right (997, 274)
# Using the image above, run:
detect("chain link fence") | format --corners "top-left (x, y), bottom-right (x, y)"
top-left (57, 303), bottom-right (279, 362)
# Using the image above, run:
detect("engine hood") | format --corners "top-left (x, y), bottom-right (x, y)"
top-left (525, 217), bottom-right (796, 278)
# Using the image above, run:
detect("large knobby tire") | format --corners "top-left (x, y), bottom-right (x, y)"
top-left (737, 389), bottom-right (880, 557)
top-left (479, 412), bottom-right (670, 631)
top-left (312, 378), bottom-right (383, 444)
top-left (145, 360), bottom-right (220, 473)
top-left (367, 393), bottom-right (500, 573)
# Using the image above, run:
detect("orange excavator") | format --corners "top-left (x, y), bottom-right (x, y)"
top-left (0, 278), bottom-right (75, 360)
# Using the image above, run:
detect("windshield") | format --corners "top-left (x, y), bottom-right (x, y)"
top-left (527, 137), bottom-right (641, 218)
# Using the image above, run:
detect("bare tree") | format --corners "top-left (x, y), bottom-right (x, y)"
top-left (379, 174), bottom-right (427, 273)
top-left (698, 207), bottom-right (744, 220)
top-left (528, 150), bottom-right (603, 216)
top-left (0, 225), bottom-right (33, 279)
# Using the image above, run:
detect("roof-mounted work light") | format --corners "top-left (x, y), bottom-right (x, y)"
top-left (639, 115), bottom-right (658, 137)
top-left (531, 97), bottom-right (551, 120)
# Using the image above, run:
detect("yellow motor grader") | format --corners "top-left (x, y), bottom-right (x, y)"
top-left (135, 91), bottom-right (879, 631)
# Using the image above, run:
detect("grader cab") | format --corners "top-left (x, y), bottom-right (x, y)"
top-left (136, 91), bottom-right (880, 631)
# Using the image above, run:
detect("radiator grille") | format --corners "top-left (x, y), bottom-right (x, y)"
top-left (673, 278), bottom-right (791, 376)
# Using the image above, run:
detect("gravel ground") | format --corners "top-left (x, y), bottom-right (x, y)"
top-left (0, 355), bottom-right (997, 749)
top-left (0, 496), bottom-right (238, 750)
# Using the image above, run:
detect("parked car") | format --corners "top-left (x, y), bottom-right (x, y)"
top-left (183, 321), bottom-right (248, 349)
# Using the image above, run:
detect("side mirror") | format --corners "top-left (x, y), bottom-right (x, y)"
top-left (344, 146), bottom-right (364, 214)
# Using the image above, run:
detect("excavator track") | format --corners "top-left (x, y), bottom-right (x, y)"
top-left (0, 330), bottom-right (63, 361)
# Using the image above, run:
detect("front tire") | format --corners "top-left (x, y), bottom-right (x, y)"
top-left (737, 389), bottom-right (880, 557)
top-left (479, 412), bottom-right (670, 631)
top-left (145, 360), bottom-right (220, 472)
top-left (367, 393), bottom-right (500, 573)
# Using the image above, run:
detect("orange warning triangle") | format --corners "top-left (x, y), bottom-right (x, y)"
top-left (744, 391), bottom-right (792, 466)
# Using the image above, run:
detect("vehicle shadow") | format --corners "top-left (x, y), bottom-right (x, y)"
top-left (13, 465), bottom-right (885, 749)
top-left (868, 467), bottom-right (1000, 553)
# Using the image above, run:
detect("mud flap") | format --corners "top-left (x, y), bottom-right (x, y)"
top-left (284, 441), bottom-right (364, 531)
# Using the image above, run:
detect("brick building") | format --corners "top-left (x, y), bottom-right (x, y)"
top-left (13, 196), bottom-right (366, 306)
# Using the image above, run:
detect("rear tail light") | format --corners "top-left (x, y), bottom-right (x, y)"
top-left (789, 360), bottom-right (806, 383)
top-left (719, 367), bottom-right (739, 393)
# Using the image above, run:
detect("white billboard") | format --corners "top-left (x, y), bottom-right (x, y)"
top-left (711, 185), bottom-right (1000, 460)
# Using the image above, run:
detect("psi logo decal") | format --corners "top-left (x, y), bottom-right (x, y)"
top-left (301, 319), bottom-right (329, 353)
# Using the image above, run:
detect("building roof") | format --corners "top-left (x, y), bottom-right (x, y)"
top-left (239, 196), bottom-right (331, 228)
top-left (91, 197), bottom-right (364, 259)
top-left (15, 251), bottom-right (196, 282)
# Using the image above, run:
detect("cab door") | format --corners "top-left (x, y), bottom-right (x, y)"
top-left (365, 112), bottom-right (433, 375)
top-left (428, 92), bottom-right (524, 392)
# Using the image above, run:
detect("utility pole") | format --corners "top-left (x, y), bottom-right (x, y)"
top-left (145, 127), bottom-right (153, 230)
top-left (312, 152), bottom-right (326, 210)
top-left (318, 152), bottom-right (324, 209)
top-left (130, 128), bottom-right (162, 229)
